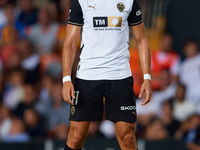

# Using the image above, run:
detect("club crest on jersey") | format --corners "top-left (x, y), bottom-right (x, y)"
top-left (117, 3), bottom-right (125, 12)
top-left (71, 106), bottom-right (75, 115)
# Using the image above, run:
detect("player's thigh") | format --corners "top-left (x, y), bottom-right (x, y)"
top-left (105, 76), bottom-right (136, 123)
top-left (67, 121), bottom-right (90, 144)
top-left (115, 121), bottom-right (136, 141)
top-left (70, 78), bottom-right (104, 121)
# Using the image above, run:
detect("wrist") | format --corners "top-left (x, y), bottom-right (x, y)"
top-left (62, 76), bottom-right (71, 83)
top-left (144, 74), bottom-right (151, 81)
top-left (144, 79), bottom-right (151, 83)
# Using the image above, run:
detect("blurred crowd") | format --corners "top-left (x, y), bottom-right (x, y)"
top-left (0, 0), bottom-right (200, 149)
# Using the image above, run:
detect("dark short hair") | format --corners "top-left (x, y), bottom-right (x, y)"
top-left (177, 83), bottom-right (186, 92)
top-left (182, 38), bottom-right (199, 48)
top-left (162, 99), bottom-right (174, 110)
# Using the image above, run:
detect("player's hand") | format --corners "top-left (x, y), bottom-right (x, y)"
top-left (139, 80), bottom-right (152, 105)
top-left (62, 81), bottom-right (75, 105)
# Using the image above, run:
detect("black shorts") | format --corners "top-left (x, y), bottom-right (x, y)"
top-left (69, 76), bottom-right (137, 123)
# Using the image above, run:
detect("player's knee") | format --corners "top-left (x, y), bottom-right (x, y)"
top-left (118, 125), bottom-right (136, 148)
top-left (71, 133), bottom-right (85, 147)
top-left (68, 131), bottom-right (87, 148)
top-left (122, 132), bottom-right (135, 147)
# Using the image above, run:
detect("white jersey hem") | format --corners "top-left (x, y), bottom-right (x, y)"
top-left (76, 74), bottom-right (132, 81)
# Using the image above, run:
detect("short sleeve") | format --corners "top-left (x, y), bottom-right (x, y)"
top-left (68, 0), bottom-right (83, 26)
top-left (128, 0), bottom-right (143, 26)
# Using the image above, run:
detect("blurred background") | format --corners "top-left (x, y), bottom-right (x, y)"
top-left (0, 0), bottom-right (200, 150)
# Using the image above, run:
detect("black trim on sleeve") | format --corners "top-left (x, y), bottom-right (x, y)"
top-left (68, 0), bottom-right (83, 26)
top-left (128, 0), bottom-right (143, 26)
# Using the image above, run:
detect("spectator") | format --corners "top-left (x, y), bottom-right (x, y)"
top-left (54, 124), bottom-right (69, 140)
top-left (45, 83), bottom-right (70, 130)
top-left (88, 121), bottom-right (104, 139)
top-left (173, 84), bottom-right (197, 122)
top-left (7, 52), bottom-right (22, 70)
top-left (136, 69), bottom-right (177, 126)
top-left (26, 5), bottom-right (59, 54)
top-left (55, 0), bottom-right (72, 53)
top-left (35, 75), bottom-right (56, 116)
top-left (39, 75), bottom-right (55, 102)
top-left (59, 0), bottom-right (71, 23)
top-left (145, 118), bottom-right (168, 140)
top-left (186, 129), bottom-right (200, 150)
top-left (19, 39), bottom-right (39, 84)
top-left (175, 114), bottom-right (200, 149)
top-left (0, 4), bottom-right (25, 44)
top-left (179, 39), bottom-right (200, 106)
top-left (3, 70), bottom-right (24, 110)
top-left (160, 100), bottom-right (180, 137)
top-left (14, 84), bottom-right (37, 118)
top-left (1, 118), bottom-right (30, 142)
top-left (0, 0), bottom-right (16, 27)
top-left (39, 51), bottom-right (61, 76)
top-left (151, 33), bottom-right (180, 90)
top-left (99, 120), bottom-right (115, 139)
top-left (45, 1), bottom-right (58, 23)
top-left (0, 1), bottom-right (7, 27)
top-left (17, 0), bottom-right (37, 26)
top-left (0, 27), bottom-right (20, 70)
top-left (23, 108), bottom-right (46, 138)
top-left (186, 115), bottom-right (200, 150)
top-left (0, 105), bottom-right (12, 139)
top-left (146, 16), bottom-right (167, 50)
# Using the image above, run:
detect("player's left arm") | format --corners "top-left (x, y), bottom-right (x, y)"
top-left (129, 0), bottom-right (152, 105)
top-left (130, 23), bottom-right (152, 105)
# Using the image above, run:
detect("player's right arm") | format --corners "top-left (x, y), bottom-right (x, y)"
top-left (62, 0), bottom-right (83, 105)
top-left (62, 25), bottom-right (81, 105)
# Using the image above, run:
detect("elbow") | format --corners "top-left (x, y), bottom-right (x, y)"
top-left (64, 39), bottom-right (77, 51)
top-left (136, 35), bottom-right (148, 45)
top-left (136, 38), bottom-right (149, 48)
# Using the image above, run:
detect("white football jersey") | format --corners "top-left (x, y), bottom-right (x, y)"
top-left (68, 0), bottom-right (142, 80)
top-left (179, 54), bottom-right (200, 104)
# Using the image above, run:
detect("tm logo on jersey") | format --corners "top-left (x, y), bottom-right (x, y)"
top-left (93, 17), bottom-right (122, 28)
